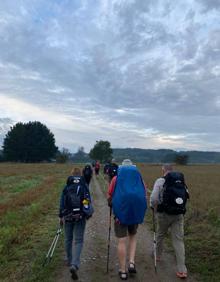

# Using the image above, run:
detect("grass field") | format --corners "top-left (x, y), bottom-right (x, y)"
top-left (0, 163), bottom-right (75, 282)
top-left (138, 164), bottom-right (220, 282)
top-left (0, 163), bottom-right (220, 281)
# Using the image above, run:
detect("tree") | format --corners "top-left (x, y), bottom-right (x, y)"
top-left (175, 154), bottom-right (189, 165)
top-left (89, 140), bottom-right (113, 163)
top-left (0, 150), bottom-right (4, 162)
top-left (56, 148), bottom-right (71, 163)
top-left (3, 121), bottom-right (58, 162)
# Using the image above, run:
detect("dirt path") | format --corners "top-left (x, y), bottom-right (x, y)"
top-left (55, 175), bottom-right (197, 282)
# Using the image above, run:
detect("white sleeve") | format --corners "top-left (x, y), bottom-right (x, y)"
top-left (150, 178), bottom-right (164, 207)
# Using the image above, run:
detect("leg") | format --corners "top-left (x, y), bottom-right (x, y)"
top-left (128, 234), bottom-right (136, 263)
top-left (72, 218), bottom-right (86, 269)
top-left (128, 224), bottom-right (138, 264)
top-left (118, 237), bottom-right (127, 272)
top-left (171, 215), bottom-right (187, 273)
top-left (64, 221), bottom-right (74, 265)
top-left (114, 220), bottom-right (127, 273)
top-left (156, 213), bottom-right (169, 258)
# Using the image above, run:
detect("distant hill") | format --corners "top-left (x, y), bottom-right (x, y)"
top-left (112, 148), bottom-right (220, 164)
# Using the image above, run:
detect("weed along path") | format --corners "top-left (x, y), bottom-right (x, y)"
top-left (55, 175), bottom-right (197, 282)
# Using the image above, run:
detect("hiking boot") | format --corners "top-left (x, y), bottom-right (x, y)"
top-left (128, 262), bottom-right (137, 274)
top-left (70, 265), bottom-right (78, 280)
top-left (176, 272), bottom-right (187, 279)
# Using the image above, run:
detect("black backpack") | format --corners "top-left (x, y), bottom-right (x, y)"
top-left (63, 176), bottom-right (87, 220)
top-left (83, 165), bottom-right (92, 177)
top-left (157, 172), bottom-right (189, 215)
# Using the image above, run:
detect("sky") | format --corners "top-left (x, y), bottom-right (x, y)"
top-left (0, 0), bottom-right (220, 153)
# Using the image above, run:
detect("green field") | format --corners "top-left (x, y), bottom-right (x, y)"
top-left (0, 163), bottom-right (220, 281)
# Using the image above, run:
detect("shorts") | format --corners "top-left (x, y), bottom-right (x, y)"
top-left (114, 219), bottom-right (138, 238)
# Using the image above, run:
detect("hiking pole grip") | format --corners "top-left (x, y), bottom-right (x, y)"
top-left (106, 207), bottom-right (112, 273)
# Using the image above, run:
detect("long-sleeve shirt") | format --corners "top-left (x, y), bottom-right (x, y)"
top-left (108, 176), bottom-right (117, 198)
top-left (150, 177), bottom-right (165, 208)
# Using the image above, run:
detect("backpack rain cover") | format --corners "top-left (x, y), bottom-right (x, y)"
top-left (112, 166), bottom-right (147, 225)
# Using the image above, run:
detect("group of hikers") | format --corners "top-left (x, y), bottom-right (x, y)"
top-left (58, 159), bottom-right (189, 280)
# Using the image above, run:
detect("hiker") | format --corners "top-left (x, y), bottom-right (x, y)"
top-left (107, 159), bottom-right (147, 280)
top-left (107, 158), bottom-right (118, 183)
top-left (82, 163), bottom-right (93, 186)
top-left (150, 164), bottom-right (189, 279)
top-left (94, 160), bottom-right (100, 175)
top-left (103, 161), bottom-right (111, 175)
top-left (59, 167), bottom-right (93, 280)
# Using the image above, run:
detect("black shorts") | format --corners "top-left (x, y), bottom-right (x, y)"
top-left (114, 220), bottom-right (138, 238)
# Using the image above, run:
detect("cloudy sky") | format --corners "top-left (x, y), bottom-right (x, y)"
top-left (0, 0), bottom-right (220, 152)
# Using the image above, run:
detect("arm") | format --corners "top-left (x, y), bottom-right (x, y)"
top-left (59, 186), bottom-right (67, 218)
top-left (150, 178), bottom-right (164, 209)
top-left (107, 176), bottom-right (117, 207)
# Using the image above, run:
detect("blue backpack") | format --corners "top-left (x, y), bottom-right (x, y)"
top-left (112, 166), bottom-right (147, 225)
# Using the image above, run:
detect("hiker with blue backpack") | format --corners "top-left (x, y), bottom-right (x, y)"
top-left (59, 167), bottom-right (94, 280)
top-left (107, 159), bottom-right (147, 280)
top-left (150, 164), bottom-right (189, 279)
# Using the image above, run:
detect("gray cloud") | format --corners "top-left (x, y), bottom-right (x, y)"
top-left (196, 0), bottom-right (220, 12)
top-left (0, 0), bottom-right (219, 152)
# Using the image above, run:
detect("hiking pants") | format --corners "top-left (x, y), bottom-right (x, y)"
top-left (64, 218), bottom-right (86, 269)
top-left (156, 213), bottom-right (187, 273)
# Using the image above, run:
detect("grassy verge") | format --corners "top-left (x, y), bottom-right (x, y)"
top-left (0, 178), bottom-right (65, 281)
top-left (0, 164), bottom-right (75, 282)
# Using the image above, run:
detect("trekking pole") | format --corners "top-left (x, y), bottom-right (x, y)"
top-left (152, 209), bottom-right (157, 273)
top-left (106, 207), bottom-right (112, 273)
top-left (43, 227), bottom-right (62, 267)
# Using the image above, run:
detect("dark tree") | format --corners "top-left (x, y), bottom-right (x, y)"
top-left (175, 154), bottom-right (189, 165)
top-left (3, 121), bottom-right (57, 162)
top-left (89, 140), bottom-right (113, 163)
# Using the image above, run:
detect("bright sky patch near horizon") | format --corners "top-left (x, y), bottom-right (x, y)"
top-left (0, 0), bottom-right (220, 152)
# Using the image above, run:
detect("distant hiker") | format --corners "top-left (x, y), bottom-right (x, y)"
top-left (107, 159), bottom-right (118, 183)
top-left (82, 163), bottom-right (93, 186)
top-left (103, 161), bottom-right (111, 175)
top-left (150, 164), bottom-right (189, 279)
top-left (59, 167), bottom-right (93, 280)
top-left (94, 161), bottom-right (100, 175)
top-left (108, 159), bottom-right (147, 280)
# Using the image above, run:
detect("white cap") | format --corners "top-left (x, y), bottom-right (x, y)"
top-left (121, 159), bottom-right (133, 166)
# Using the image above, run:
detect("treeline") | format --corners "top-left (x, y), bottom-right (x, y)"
top-left (1, 120), bottom-right (219, 164)
top-left (112, 148), bottom-right (220, 164)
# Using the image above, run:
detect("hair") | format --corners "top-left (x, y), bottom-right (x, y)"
top-left (162, 163), bottom-right (173, 173)
top-left (121, 159), bottom-right (133, 166)
top-left (71, 167), bottom-right (81, 176)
